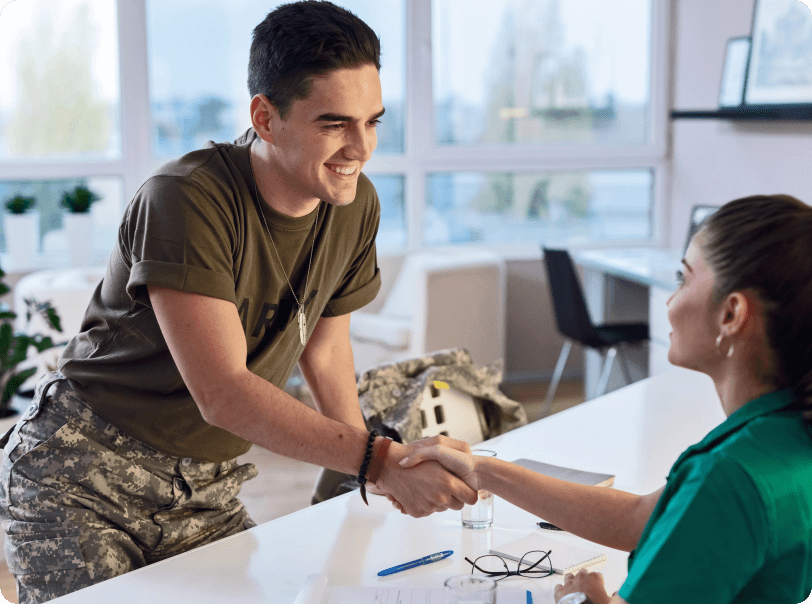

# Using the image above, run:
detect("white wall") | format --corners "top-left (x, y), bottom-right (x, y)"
top-left (668, 0), bottom-right (812, 248)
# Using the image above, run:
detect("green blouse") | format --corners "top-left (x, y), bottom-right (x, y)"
top-left (620, 388), bottom-right (812, 603)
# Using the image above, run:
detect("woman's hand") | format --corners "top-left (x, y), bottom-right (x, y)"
top-left (554, 570), bottom-right (612, 604)
top-left (375, 436), bottom-right (473, 509)
top-left (405, 434), bottom-right (472, 456)
top-left (397, 442), bottom-right (480, 491)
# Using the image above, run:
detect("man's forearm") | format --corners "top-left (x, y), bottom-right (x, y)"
top-left (200, 368), bottom-right (369, 476)
top-left (298, 313), bottom-right (367, 430)
top-left (298, 352), bottom-right (366, 430)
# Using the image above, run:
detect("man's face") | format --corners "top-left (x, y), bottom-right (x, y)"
top-left (268, 63), bottom-right (383, 209)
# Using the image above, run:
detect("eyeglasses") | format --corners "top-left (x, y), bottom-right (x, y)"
top-left (465, 550), bottom-right (553, 581)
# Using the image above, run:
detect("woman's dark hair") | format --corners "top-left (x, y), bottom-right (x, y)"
top-left (699, 194), bottom-right (812, 417)
top-left (248, 1), bottom-right (381, 119)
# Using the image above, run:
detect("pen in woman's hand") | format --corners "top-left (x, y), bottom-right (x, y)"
top-left (537, 521), bottom-right (564, 531)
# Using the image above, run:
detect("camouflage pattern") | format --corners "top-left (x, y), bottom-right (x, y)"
top-left (311, 348), bottom-right (528, 504)
top-left (0, 372), bottom-right (257, 604)
top-left (358, 347), bottom-right (527, 444)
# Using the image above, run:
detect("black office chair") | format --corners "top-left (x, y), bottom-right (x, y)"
top-left (540, 247), bottom-right (649, 418)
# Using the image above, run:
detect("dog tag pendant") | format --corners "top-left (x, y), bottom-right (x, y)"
top-left (298, 305), bottom-right (307, 345)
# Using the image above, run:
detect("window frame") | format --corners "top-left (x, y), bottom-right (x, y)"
top-left (0, 0), bottom-right (672, 267)
top-left (363, 0), bottom-right (672, 254)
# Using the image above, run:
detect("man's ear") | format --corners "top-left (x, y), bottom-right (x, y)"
top-left (250, 94), bottom-right (277, 143)
top-left (719, 291), bottom-right (752, 337)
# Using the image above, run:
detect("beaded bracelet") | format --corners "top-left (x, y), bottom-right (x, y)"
top-left (357, 429), bottom-right (379, 505)
top-left (366, 436), bottom-right (393, 486)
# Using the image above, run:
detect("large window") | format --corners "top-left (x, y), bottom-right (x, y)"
top-left (0, 0), bottom-right (668, 267)
top-left (433, 0), bottom-right (652, 146)
top-left (426, 170), bottom-right (652, 245)
top-left (0, 0), bottom-right (121, 160)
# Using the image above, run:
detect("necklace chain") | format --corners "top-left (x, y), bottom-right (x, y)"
top-left (248, 144), bottom-right (318, 343)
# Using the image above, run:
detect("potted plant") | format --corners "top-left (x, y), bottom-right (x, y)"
top-left (61, 184), bottom-right (101, 266)
top-left (0, 265), bottom-right (62, 426)
top-left (3, 194), bottom-right (39, 271)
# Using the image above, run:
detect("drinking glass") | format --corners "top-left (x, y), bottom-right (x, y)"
top-left (444, 574), bottom-right (496, 604)
top-left (461, 449), bottom-right (497, 529)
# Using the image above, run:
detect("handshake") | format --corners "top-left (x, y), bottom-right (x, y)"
top-left (364, 434), bottom-right (487, 518)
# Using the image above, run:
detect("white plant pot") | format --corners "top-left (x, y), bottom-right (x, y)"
top-left (64, 213), bottom-right (93, 267)
top-left (4, 213), bottom-right (39, 271)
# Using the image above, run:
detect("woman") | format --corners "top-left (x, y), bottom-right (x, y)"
top-left (398, 195), bottom-right (812, 603)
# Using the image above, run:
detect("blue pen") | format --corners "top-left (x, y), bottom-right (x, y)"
top-left (377, 550), bottom-right (453, 576)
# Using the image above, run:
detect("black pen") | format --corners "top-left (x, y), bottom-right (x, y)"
top-left (537, 521), bottom-right (564, 531)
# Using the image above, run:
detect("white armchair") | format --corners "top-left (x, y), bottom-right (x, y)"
top-left (349, 247), bottom-right (506, 375)
top-left (14, 266), bottom-right (107, 393)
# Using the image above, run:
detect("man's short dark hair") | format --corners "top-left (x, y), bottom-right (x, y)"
top-left (248, 1), bottom-right (381, 119)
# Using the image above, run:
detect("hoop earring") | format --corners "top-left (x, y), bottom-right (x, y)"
top-left (716, 333), bottom-right (733, 358)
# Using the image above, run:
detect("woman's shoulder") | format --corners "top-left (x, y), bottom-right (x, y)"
top-left (704, 413), bottom-right (812, 498)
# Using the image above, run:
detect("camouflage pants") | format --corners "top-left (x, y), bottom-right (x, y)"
top-left (0, 372), bottom-right (258, 604)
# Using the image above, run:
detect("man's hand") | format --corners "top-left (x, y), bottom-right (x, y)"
top-left (397, 443), bottom-right (479, 491)
top-left (404, 434), bottom-right (472, 455)
top-left (374, 441), bottom-right (477, 517)
top-left (369, 435), bottom-right (471, 503)
top-left (554, 570), bottom-right (612, 604)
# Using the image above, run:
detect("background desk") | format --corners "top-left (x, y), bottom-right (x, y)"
top-left (52, 369), bottom-right (726, 604)
top-left (572, 248), bottom-right (682, 398)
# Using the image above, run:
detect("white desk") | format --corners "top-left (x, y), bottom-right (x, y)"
top-left (572, 248), bottom-right (683, 397)
top-left (51, 369), bottom-right (726, 603)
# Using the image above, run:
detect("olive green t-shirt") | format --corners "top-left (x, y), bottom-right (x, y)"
top-left (620, 388), bottom-right (812, 603)
top-left (59, 129), bottom-right (381, 462)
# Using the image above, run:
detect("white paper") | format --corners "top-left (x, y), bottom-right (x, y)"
top-left (294, 573), bottom-right (329, 604)
top-left (295, 574), bottom-right (529, 604)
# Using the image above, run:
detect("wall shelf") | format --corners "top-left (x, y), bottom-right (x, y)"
top-left (671, 105), bottom-right (812, 120)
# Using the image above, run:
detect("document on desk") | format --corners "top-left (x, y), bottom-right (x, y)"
top-left (295, 573), bottom-right (531, 604)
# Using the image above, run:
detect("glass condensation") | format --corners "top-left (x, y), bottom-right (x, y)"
top-left (426, 170), bottom-right (653, 245)
top-left (146, 0), bottom-right (405, 157)
top-left (432, 0), bottom-right (652, 146)
top-left (0, 0), bottom-right (121, 159)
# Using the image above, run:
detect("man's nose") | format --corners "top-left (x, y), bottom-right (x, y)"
top-left (344, 124), bottom-right (375, 162)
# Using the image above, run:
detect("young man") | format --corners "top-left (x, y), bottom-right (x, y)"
top-left (0, 3), bottom-right (476, 602)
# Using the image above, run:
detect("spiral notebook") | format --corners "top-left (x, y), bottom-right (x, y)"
top-left (490, 534), bottom-right (607, 575)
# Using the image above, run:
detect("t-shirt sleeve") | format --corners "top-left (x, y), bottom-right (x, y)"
top-left (322, 175), bottom-right (382, 317)
top-left (619, 458), bottom-right (769, 604)
top-left (123, 174), bottom-right (238, 307)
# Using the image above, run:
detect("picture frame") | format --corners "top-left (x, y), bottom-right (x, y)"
top-left (744, 0), bottom-right (812, 105)
top-left (718, 36), bottom-right (751, 107)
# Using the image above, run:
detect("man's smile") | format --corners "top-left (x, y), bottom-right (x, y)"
top-left (325, 163), bottom-right (358, 176)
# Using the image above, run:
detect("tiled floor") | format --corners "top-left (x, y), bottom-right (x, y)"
top-left (0, 379), bottom-right (584, 603)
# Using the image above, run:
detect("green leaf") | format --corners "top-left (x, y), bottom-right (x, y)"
top-left (30, 335), bottom-right (57, 353)
top-left (0, 324), bottom-right (12, 359)
top-left (45, 308), bottom-right (63, 332)
top-left (1, 368), bottom-right (35, 406)
top-left (8, 336), bottom-right (30, 366)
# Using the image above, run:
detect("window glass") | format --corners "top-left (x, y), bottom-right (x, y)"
top-left (0, 177), bottom-right (123, 264)
top-left (426, 170), bottom-right (652, 245)
top-left (367, 174), bottom-right (406, 251)
top-left (146, 0), bottom-right (405, 157)
top-left (0, 0), bottom-right (120, 159)
top-left (433, 0), bottom-right (652, 146)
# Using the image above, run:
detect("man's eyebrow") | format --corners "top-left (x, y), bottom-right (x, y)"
top-left (315, 108), bottom-right (386, 122)
top-left (681, 258), bottom-right (694, 272)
